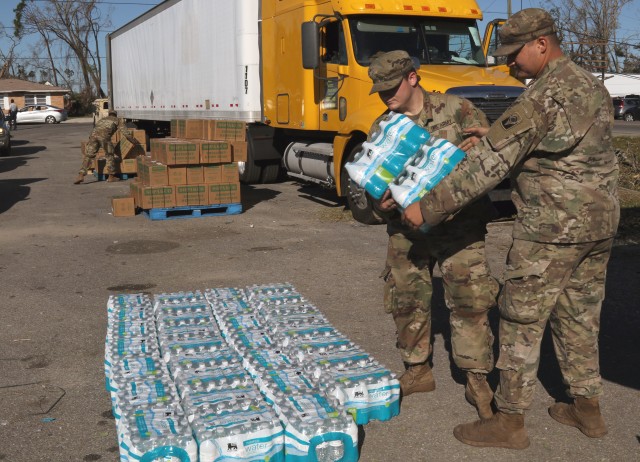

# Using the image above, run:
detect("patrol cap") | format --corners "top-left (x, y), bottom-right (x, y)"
top-left (368, 50), bottom-right (418, 95)
top-left (108, 110), bottom-right (117, 117)
top-left (493, 8), bottom-right (557, 57)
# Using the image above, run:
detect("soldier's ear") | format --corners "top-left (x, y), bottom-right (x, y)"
top-left (407, 71), bottom-right (419, 86)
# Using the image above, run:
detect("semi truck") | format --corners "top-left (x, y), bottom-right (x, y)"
top-left (106, 0), bottom-right (524, 223)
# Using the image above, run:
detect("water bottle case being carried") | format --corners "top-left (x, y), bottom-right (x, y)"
top-left (345, 112), bottom-right (467, 213)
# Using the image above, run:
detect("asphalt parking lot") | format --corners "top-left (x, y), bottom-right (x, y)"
top-left (0, 121), bottom-right (638, 461)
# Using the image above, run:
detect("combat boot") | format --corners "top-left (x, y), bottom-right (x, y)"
top-left (399, 363), bottom-right (435, 397)
top-left (548, 396), bottom-right (608, 438)
top-left (453, 411), bottom-right (530, 449)
top-left (107, 175), bottom-right (121, 182)
top-left (465, 372), bottom-right (494, 420)
top-left (73, 173), bottom-right (85, 184)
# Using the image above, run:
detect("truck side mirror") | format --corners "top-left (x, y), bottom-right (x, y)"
top-left (301, 21), bottom-right (319, 69)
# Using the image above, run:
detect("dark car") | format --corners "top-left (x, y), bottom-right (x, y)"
top-left (612, 95), bottom-right (640, 121)
top-left (0, 116), bottom-right (11, 155)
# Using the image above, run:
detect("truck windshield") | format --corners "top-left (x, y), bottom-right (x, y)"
top-left (349, 16), bottom-right (486, 67)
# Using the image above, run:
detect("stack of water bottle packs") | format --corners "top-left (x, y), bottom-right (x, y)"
top-left (104, 283), bottom-right (400, 461)
top-left (345, 111), bottom-right (467, 210)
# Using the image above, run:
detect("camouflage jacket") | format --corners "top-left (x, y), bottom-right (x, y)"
top-left (419, 56), bottom-right (620, 243)
top-left (89, 115), bottom-right (128, 142)
top-left (369, 88), bottom-right (495, 237)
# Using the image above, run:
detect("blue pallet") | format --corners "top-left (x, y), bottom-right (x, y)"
top-left (93, 171), bottom-right (135, 181)
top-left (143, 202), bottom-right (242, 220)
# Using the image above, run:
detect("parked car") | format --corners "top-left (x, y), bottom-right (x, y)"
top-left (16, 104), bottom-right (68, 124)
top-left (0, 116), bottom-right (11, 155)
top-left (612, 95), bottom-right (640, 121)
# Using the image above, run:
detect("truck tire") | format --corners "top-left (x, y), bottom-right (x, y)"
top-left (260, 163), bottom-right (281, 183)
top-left (239, 159), bottom-right (262, 183)
top-left (342, 143), bottom-right (383, 225)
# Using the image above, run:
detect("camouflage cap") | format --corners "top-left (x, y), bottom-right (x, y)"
top-left (493, 8), bottom-right (557, 57)
top-left (368, 50), bottom-right (417, 95)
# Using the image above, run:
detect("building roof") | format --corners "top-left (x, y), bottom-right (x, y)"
top-left (0, 78), bottom-right (69, 93)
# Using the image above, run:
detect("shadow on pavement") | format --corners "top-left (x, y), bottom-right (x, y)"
top-left (240, 184), bottom-right (281, 212)
top-left (432, 241), bottom-right (640, 400)
top-left (0, 155), bottom-right (32, 175)
top-left (0, 177), bottom-right (47, 213)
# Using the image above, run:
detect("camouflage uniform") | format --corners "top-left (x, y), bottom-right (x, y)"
top-left (374, 88), bottom-right (500, 372)
top-left (419, 56), bottom-right (619, 413)
top-left (79, 115), bottom-right (123, 175)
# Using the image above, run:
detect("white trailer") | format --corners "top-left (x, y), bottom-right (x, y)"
top-left (107, 0), bottom-right (262, 123)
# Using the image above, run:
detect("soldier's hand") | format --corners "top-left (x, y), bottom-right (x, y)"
top-left (401, 202), bottom-right (424, 229)
top-left (458, 126), bottom-right (489, 152)
top-left (377, 189), bottom-right (397, 212)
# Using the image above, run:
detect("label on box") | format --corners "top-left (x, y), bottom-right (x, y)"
top-left (221, 163), bottom-right (239, 183)
top-left (165, 142), bottom-right (199, 165)
top-left (176, 184), bottom-right (208, 206)
top-left (214, 120), bottom-right (246, 141)
top-left (200, 141), bottom-right (231, 164)
top-left (207, 182), bottom-right (240, 205)
top-left (139, 186), bottom-right (176, 209)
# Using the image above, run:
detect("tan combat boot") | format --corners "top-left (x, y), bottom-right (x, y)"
top-left (453, 411), bottom-right (530, 449)
top-left (399, 363), bottom-right (435, 397)
top-left (107, 175), bottom-right (121, 182)
top-left (465, 372), bottom-right (494, 420)
top-left (549, 396), bottom-right (608, 438)
top-left (73, 173), bottom-right (85, 184)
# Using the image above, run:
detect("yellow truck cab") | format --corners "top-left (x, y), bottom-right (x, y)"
top-left (264, 0), bottom-right (524, 222)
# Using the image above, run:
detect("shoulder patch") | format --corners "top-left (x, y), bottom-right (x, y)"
top-left (486, 100), bottom-right (537, 151)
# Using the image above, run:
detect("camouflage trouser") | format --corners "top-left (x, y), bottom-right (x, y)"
top-left (381, 227), bottom-right (499, 372)
top-left (494, 237), bottom-right (614, 414)
top-left (79, 137), bottom-right (117, 175)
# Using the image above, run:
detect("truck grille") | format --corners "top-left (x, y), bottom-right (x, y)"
top-left (446, 86), bottom-right (525, 123)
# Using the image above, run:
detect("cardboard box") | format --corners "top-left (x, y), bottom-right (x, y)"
top-left (206, 120), bottom-right (217, 140)
top-left (139, 158), bottom-right (168, 186)
top-left (199, 140), bottom-right (231, 164)
top-left (221, 163), bottom-right (239, 183)
top-left (170, 120), bottom-right (179, 138)
top-left (183, 120), bottom-right (205, 139)
top-left (112, 196), bottom-right (136, 217)
top-left (164, 141), bottom-right (199, 165)
top-left (214, 120), bottom-right (246, 141)
top-left (119, 137), bottom-right (145, 160)
top-left (207, 182), bottom-right (241, 205)
top-left (203, 165), bottom-right (222, 184)
top-left (167, 166), bottom-right (187, 185)
top-left (121, 158), bottom-right (138, 174)
top-left (230, 141), bottom-right (247, 162)
top-left (175, 120), bottom-right (186, 138)
top-left (138, 185), bottom-right (176, 209)
top-left (130, 182), bottom-right (140, 207)
top-left (175, 184), bottom-right (208, 206)
top-left (186, 165), bottom-right (204, 184)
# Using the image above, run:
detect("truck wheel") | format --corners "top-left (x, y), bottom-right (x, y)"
top-left (238, 160), bottom-right (262, 183)
top-left (342, 143), bottom-right (383, 225)
top-left (260, 163), bottom-right (281, 183)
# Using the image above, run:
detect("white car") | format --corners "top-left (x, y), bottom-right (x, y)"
top-left (16, 104), bottom-right (68, 124)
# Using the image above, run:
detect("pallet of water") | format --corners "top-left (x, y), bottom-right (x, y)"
top-left (105, 285), bottom-right (400, 461)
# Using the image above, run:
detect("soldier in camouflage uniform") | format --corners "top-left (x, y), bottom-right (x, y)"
top-left (74, 110), bottom-right (132, 184)
top-left (365, 50), bottom-right (500, 419)
top-left (402, 9), bottom-right (619, 449)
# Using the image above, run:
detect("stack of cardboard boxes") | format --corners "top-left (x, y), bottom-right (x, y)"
top-left (127, 119), bottom-right (246, 212)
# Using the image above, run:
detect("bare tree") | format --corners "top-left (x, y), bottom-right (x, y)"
top-left (545, 0), bottom-right (639, 75)
top-left (14, 0), bottom-right (111, 99)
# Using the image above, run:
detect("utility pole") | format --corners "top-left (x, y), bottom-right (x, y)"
top-left (507, 0), bottom-right (512, 17)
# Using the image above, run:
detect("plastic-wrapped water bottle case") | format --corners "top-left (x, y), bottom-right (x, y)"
top-left (345, 112), bottom-right (467, 218)
top-left (105, 284), bottom-right (400, 461)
